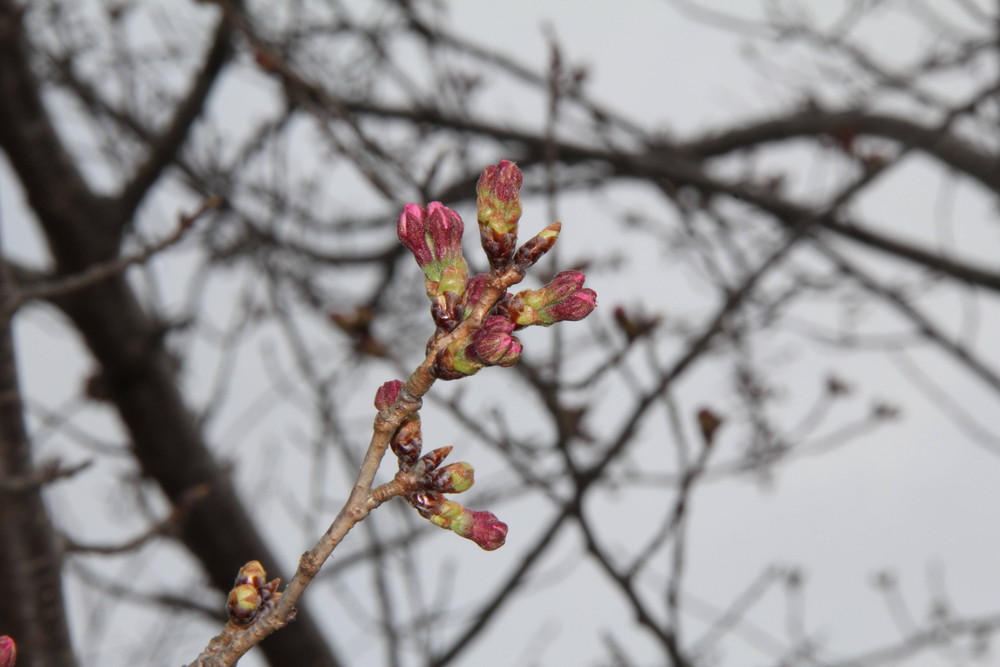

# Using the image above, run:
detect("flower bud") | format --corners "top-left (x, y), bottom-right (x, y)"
top-left (477, 160), bottom-right (523, 269)
top-left (417, 446), bottom-right (453, 473)
top-left (451, 508), bottom-right (508, 551)
top-left (433, 340), bottom-right (484, 379)
top-left (397, 203), bottom-right (433, 268)
top-left (234, 560), bottom-right (267, 589)
top-left (410, 492), bottom-right (507, 550)
top-left (392, 417), bottom-right (423, 469)
top-left (461, 273), bottom-right (490, 318)
top-left (397, 202), bottom-right (469, 299)
top-left (374, 380), bottom-right (403, 410)
top-left (521, 270), bottom-right (584, 310)
top-left (477, 160), bottom-right (523, 235)
top-left (227, 584), bottom-right (262, 626)
top-left (0, 636), bottom-right (15, 667)
top-left (513, 221), bottom-right (561, 271)
top-left (426, 498), bottom-right (465, 528)
top-left (510, 271), bottom-right (597, 326)
top-left (539, 287), bottom-right (597, 323)
top-left (426, 461), bottom-right (475, 494)
top-left (467, 316), bottom-right (522, 367)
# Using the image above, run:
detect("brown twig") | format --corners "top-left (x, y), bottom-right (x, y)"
top-left (186, 265), bottom-right (524, 666)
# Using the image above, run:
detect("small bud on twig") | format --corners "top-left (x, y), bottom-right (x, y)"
top-left (512, 221), bottom-right (561, 272)
top-left (375, 380), bottom-right (404, 410)
top-left (0, 636), bottom-right (15, 667)
top-left (507, 270), bottom-right (597, 326)
top-left (227, 584), bottom-right (263, 626)
top-left (477, 159), bottom-right (523, 270)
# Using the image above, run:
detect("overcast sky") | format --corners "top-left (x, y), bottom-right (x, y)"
top-left (4, 1), bottom-right (999, 665)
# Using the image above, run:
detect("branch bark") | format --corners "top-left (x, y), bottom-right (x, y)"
top-left (0, 250), bottom-right (76, 667)
top-left (0, 4), bottom-right (341, 665)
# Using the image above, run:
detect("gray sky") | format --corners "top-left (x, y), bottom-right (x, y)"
top-left (4, 1), bottom-right (999, 665)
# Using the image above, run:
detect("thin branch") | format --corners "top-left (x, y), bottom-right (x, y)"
top-left (187, 264), bottom-right (528, 666)
top-left (12, 198), bottom-right (220, 309)
top-left (0, 458), bottom-right (91, 494)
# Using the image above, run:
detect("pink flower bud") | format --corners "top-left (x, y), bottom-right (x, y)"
top-left (397, 202), bottom-right (468, 289)
top-left (521, 270), bottom-right (584, 310)
top-left (462, 273), bottom-right (489, 316)
top-left (426, 461), bottom-right (475, 494)
top-left (410, 492), bottom-right (507, 550)
top-left (468, 316), bottom-right (522, 367)
top-left (511, 271), bottom-right (597, 326)
top-left (477, 160), bottom-right (523, 268)
top-left (425, 202), bottom-right (465, 269)
top-left (397, 203), bottom-right (433, 268)
top-left (540, 288), bottom-right (597, 323)
top-left (476, 160), bottom-right (523, 235)
top-left (374, 380), bottom-right (403, 410)
top-left (451, 509), bottom-right (508, 551)
top-left (0, 636), bottom-right (15, 667)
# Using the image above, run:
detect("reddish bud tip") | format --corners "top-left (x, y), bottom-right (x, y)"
top-left (468, 316), bottom-right (522, 367)
top-left (375, 380), bottom-right (404, 410)
top-left (478, 159), bottom-right (523, 205)
top-left (477, 160), bottom-right (524, 268)
top-left (542, 287), bottom-right (597, 323)
top-left (511, 271), bottom-right (597, 326)
top-left (397, 203), bottom-right (433, 267)
top-left (0, 636), bottom-right (15, 667)
top-left (397, 203), bottom-right (468, 288)
top-left (454, 509), bottom-right (508, 551)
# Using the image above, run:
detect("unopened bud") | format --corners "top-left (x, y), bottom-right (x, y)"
top-left (397, 202), bottom-right (469, 300)
top-left (392, 417), bottom-right (423, 469)
top-left (467, 316), bottom-right (522, 367)
top-left (227, 584), bottom-right (262, 626)
top-left (477, 160), bottom-right (523, 269)
top-left (417, 446), bottom-right (453, 473)
top-left (521, 271), bottom-right (584, 310)
top-left (477, 160), bottom-right (523, 235)
top-left (426, 461), bottom-right (475, 494)
top-left (234, 560), bottom-right (267, 589)
top-left (451, 508), bottom-right (508, 551)
top-left (375, 380), bottom-right (404, 410)
top-left (0, 636), bottom-right (15, 667)
top-left (410, 492), bottom-right (507, 550)
top-left (512, 222), bottom-right (561, 271)
top-left (541, 288), bottom-right (597, 323)
top-left (461, 273), bottom-right (490, 318)
top-left (433, 340), bottom-right (484, 379)
top-left (510, 270), bottom-right (597, 326)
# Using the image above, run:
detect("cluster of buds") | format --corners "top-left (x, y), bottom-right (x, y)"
top-left (397, 160), bottom-right (597, 380)
top-left (0, 636), bottom-right (14, 667)
top-left (384, 160), bottom-right (598, 550)
top-left (226, 560), bottom-right (281, 626)
top-left (375, 380), bottom-right (507, 550)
